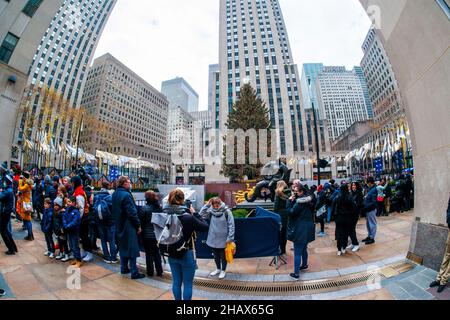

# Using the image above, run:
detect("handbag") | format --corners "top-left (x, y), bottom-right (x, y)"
top-left (23, 202), bottom-right (33, 213)
top-left (225, 242), bottom-right (236, 264)
top-left (316, 205), bottom-right (327, 219)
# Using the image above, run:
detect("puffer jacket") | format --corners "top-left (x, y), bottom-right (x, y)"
top-left (364, 186), bottom-right (378, 213)
top-left (53, 210), bottom-right (64, 237)
top-left (41, 208), bottom-right (53, 234)
top-left (138, 200), bottom-right (162, 239)
top-left (63, 206), bottom-right (81, 233)
top-left (287, 195), bottom-right (315, 244)
top-left (200, 203), bottom-right (235, 249)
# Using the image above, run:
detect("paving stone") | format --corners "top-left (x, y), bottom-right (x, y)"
top-left (300, 269), bottom-right (340, 281)
top-left (420, 268), bottom-right (438, 280)
top-left (409, 273), bottom-right (436, 290)
top-left (311, 285), bottom-right (372, 300)
top-left (385, 283), bottom-right (411, 300)
top-left (381, 255), bottom-right (406, 265)
top-left (397, 279), bottom-right (434, 300)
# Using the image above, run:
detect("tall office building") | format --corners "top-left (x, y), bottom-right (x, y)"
top-left (80, 53), bottom-right (170, 167)
top-left (218, 0), bottom-right (309, 157)
top-left (301, 63), bottom-right (324, 118)
top-left (208, 64), bottom-right (219, 113)
top-left (316, 66), bottom-right (370, 141)
top-left (353, 66), bottom-right (373, 119)
top-left (12, 0), bottom-right (117, 159)
top-left (161, 77), bottom-right (199, 112)
top-left (361, 28), bottom-right (404, 126)
top-left (0, 0), bottom-right (64, 165)
top-left (190, 110), bottom-right (212, 130)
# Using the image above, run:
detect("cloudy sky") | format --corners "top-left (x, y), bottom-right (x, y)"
top-left (94, 0), bottom-right (372, 110)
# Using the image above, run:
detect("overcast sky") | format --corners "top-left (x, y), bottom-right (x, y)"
top-left (94, 0), bottom-right (372, 110)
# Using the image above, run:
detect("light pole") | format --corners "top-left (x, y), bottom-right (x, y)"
top-left (309, 83), bottom-right (321, 186)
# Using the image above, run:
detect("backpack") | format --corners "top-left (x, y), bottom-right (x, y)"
top-left (94, 196), bottom-right (112, 222)
top-left (151, 211), bottom-right (191, 259)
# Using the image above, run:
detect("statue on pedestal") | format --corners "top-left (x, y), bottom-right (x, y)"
top-left (245, 156), bottom-right (292, 202)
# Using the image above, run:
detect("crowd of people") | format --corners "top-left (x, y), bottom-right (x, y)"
top-left (0, 161), bottom-right (416, 299)
top-left (272, 175), bottom-right (414, 280)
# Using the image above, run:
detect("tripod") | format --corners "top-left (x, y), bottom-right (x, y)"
top-left (269, 254), bottom-right (287, 270)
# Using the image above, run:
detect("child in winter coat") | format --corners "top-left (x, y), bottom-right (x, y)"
top-left (53, 197), bottom-right (69, 261)
top-left (63, 196), bottom-right (82, 267)
top-left (41, 198), bottom-right (55, 258)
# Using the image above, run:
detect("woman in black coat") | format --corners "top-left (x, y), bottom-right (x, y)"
top-left (138, 190), bottom-right (163, 277)
top-left (287, 186), bottom-right (315, 280)
top-left (334, 184), bottom-right (358, 256)
top-left (349, 182), bottom-right (364, 251)
top-left (274, 181), bottom-right (290, 256)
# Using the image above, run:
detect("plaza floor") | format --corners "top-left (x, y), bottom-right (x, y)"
top-left (0, 211), bottom-right (448, 300)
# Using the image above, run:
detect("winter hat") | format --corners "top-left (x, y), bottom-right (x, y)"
top-left (70, 175), bottom-right (82, 188)
top-left (54, 197), bottom-right (63, 207)
top-left (23, 171), bottom-right (30, 179)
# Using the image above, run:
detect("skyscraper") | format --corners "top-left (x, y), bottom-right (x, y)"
top-left (218, 0), bottom-right (309, 157)
top-left (12, 0), bottom-right (117, 163)
top-left (316, 66), bottom-right (370, 141)
top-left (161, 77), bottom-right (199, 112)
top-left (301, 63), bottom-right (324, 118)
top-left (80, 53), bottom-right (170, 168)
top-left (208, 64), bottom-right (219, 114)
top-left (353, 66), bottom-right (373, 119)
top-left (0, 0), bottom-right (64, 164)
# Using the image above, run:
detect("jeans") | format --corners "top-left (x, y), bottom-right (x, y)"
top-left (44, 232), bottom-right (55, 253)
top-left (212, 248), bottom-right (227, 271)
top-left (366, 209), bottom-right (377, 239)
top-left (327, 207), bottom-right (332, 223)
top-left (120, 256), bottom-right (139, 276)
top-left (168, 250), bottom-right (197, 300)
top-left (98, 224), bottom-right (117, 261)
top-left (68, 231), bottom-right (81, 260)
top-left (293, 242), bottom-right (308, 274)
top-left (79, 216), bottom-right (92, 253)
top-left (142, 237), bottom-right (163, 276)
top-left (24, 220), bottom-right (33, 238)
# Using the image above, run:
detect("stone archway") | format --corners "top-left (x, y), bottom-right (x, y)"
top-left (360, 0), bottom-right (450, 270)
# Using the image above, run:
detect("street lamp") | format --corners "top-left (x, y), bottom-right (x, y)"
top-left (308, 82), bottom-right (321, 185)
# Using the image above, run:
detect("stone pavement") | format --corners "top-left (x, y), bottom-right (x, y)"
top-left (0, 212), bottom-right (448, 300)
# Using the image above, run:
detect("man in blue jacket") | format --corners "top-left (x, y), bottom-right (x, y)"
top-left (362, 177), bottom-right (378, 245)
top-left (63, 196), bottom-right (82, 267)
top-left (430, 194), bottom-right (450, 293)
top-left (94, 181), bottom-right (116, 263)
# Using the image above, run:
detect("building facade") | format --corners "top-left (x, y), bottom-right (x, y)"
top-left (316, 66), bottom-right (370, 141)
top-left (80, 53), bottom-right (170, 168)
top-left (208, 64), bottom-right (219, 114)
top-left (12, 0), bottom-right (117, 167)
top-left (161, 77), bottom-right (199, 112)
top-left (353, 66), bottom-right (373, 118)
top-left (218, 0), bottom-right (310, 159)
top-left (0, 0), bottom-right (64, 165)
top-left (360, 0), bottom-right (450, 271)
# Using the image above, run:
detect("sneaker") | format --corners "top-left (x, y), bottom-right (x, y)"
top-left (300, 265), bottom-right (308, 271)
top-left (352, 246), bottom-right (360, 252)
top-left (0, 289), bottom-right (5, 296)
top-left (219, 271), bottom-right (226, 279)
top-left (346, 245), bottom-right (354, 250)
top-left (365, 239), bottom-right (375, 245)
top-left (337, 251), bottom-right (342, 256)
top-left (210, 269), bottom-right (221, 277)
top-left (437, 285), bottom-right (446, 293)
top-left (341, 249), bottom-right (346, 254)
top-left (68, 253), bottom-right (75, 260)
top-left (121, 268), bottom-right (131, 275)
top-left (55, 253), bottom-right (64, 260)
top-left (103, 259), bottom-right (112, 264)
top-left (49, 253), bottom-right (54, 258)
top-left (110, 259), bottom-right (119, 264)
top-left (43, 251), bottom-right (50, 256)
top-left (61, 254), bottom-right (70, 262)
top-left (82, 252), bottom-right (93, 262)
top-left (430, 281), bottom-right (440, 288)
top-left (5, 251), bottom-right (15, 256)
top-left (289, 273), bottom-right (300, 281)
top-left (80, 249), bottom-right (87, 259)
top-left (362, 237), bottom-right (371, 242)
top-left (131, 273), bottom-right (145, 280)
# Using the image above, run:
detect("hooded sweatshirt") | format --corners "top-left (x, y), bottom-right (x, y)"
top-left (200, 203), bottom-right (235, 249)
